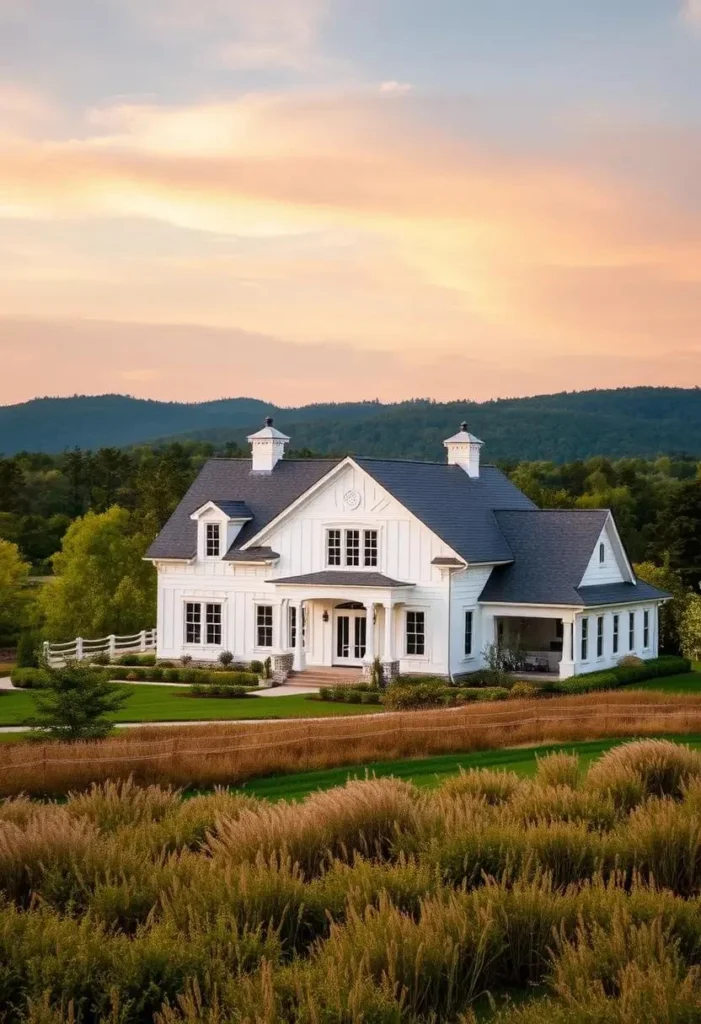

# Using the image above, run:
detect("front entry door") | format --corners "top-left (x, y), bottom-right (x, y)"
top-left (334, 611), bottom-right (366, 666)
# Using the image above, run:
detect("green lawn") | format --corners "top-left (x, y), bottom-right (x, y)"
top-left (624, 671), bottom-right (701, 695)
top-left (235, 733), bottom-right (701, 801)
top-left (0, 686), bottom-right (379, 727)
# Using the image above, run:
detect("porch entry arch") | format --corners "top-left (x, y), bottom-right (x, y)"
top-left (333, 601), bottom-right (367, 665)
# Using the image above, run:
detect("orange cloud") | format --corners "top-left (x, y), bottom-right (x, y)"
top-left (1, 91), bottom-right (700, 397)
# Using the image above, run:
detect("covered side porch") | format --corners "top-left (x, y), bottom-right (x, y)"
top-left (482, 606), bottom-right (576, 680)
top-left (269, 571), bottom-right (415, 680)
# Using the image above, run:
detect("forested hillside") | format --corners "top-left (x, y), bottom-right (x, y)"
top-left (2, 388), bottom-right (701, 461)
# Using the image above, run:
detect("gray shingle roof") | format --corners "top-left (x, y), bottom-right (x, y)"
top-left (209, 500), bottom-right (252, 519)
top-left (354, 459), bottom-right (536, 563)
top-left (146, 459), bottom-right (340, 560)
top-left (479, 510), bottom-right (669, 606)
top-left (269, 571), bottom-right (414, 588)
top-left (226, 546), bottom-right (279, 563)
top-left (576, 581), bottom-right (670, 607)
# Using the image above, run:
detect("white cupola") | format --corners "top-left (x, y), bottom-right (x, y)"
top-left (248, 416), bottom-right (290, 473)
top-left (443, 422), bottom-right (483, 478)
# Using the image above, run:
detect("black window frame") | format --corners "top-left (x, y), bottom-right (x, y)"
top-left (643, 609), bottom-right (650, 649)
top-left (596, 615), bottom-right (604, 659)
top-left (185, 602), bottom-right (201, 644)
top-left (599, 542), bottom-right (605, 565)
top-left (205, 523), bottom-right (221, 558)
top-left (345, 529), bottom-right (360, 567)
top-left (629, 611), bottom-right (635, 651)
top-left (406, 610), bottom-right (426, 656)
top-left (464, 610), bottom-right (473, 657)
top-left (256, 605), bottom-right (274, 648)
top-left (363, 529), bottom-right (378, 567)
top-left (612, 614), bottom-right (619, 654)
top-left (581, 617), bottom-right (589, 661)
top-left (326, 529), bottom-right (342, 567)
top-left (205, 603), bottom-right (222, 645)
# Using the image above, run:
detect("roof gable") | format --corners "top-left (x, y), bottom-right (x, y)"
top-left (146, 458), bottom-right (341, 561)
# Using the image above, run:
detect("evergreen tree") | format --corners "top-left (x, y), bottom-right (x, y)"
top-left (28, 662), bottom-right (129, 741)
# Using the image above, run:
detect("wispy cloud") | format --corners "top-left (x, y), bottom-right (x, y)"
top-left (681, 0), bottom-right (701, 27)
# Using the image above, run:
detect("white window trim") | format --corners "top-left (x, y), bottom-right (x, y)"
top-left (463, 608), bottom-right (475, 660)
top-left (182, 599), bottom-right (225, 648)
top-left (596, 615), bottom-right (605, 661)
top-left (324, 525), bottom-right (382, 570)
top-left (205, 522), bottom-right (222, 559)
top-left (643, 609), bottom-right (651, 651)
top-left (580, 616), bottom-right (589, 663)
top-left (254, 602), bottom-right (275, 651)
top-left (404, 606), bottom-right (429, 660)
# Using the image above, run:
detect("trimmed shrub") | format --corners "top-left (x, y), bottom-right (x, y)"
top-left (383, 681), bottom-right (445, 711)
top-left (218, 650), bottom-right (234, 667)
top-left (249, 660), bottom-right (264, 675)
top-left (456, 667), bottom-right (510, 688)
top-left (509, 682), bottom-right (539, 700)
top-left (10, 667), bottom-right (52, 689)
top-left (15, 631), bottom-right (40, 669)
top-left (555, 655), bottom-right (691, 696)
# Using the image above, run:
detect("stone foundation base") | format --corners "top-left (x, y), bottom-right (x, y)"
top-left (272, 653), bottom-right (294, 684)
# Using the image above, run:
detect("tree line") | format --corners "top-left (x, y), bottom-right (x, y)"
top-left (0, 443), bottom-right (700, 653)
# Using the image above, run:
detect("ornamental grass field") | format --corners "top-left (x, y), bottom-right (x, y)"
top-left (8, 739), bottom-right (701, 1020)
top-left (5, 690), bottom-right (701, 797)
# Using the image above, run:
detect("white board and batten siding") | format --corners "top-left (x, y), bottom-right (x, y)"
top-left (157, 462), bottom-right (471, 673)
top-left (579, 517), bottom-right (632, 588)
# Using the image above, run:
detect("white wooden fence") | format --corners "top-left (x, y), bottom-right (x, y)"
top-left (42, 629), bottom-right (157, 667)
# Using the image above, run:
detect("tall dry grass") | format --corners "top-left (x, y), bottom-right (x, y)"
top-left (4, 690), bottom-right (701, 796)
top-left (6, 738), bottom-right (701, 1021)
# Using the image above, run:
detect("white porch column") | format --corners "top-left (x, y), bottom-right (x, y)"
top-left (559, 618), bottom-right (575, 680)
top-left (383, 601), bottom-right (394, 664)
top-left (364, 602), bottom-right (375, 665)
top-left (280, 599), bottom-right (289, 652)
top-left (292, 600), bottom-right (305, 672)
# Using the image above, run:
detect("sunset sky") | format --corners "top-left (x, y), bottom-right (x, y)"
top-left (1, 0), bottom-right (701, 406)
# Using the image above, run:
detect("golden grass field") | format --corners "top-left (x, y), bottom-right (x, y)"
top-left (6, 689), bottom-right (701, 796)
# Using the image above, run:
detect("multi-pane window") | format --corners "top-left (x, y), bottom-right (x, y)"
top-left (643, 610), bottom-right (650, 649)
top-left (464, 610), bottom-right (473, 657)
top-left (613, 614), bottom-right (619, 654)
top-left (406, 611), bottom-right (425, 656)
top-left (326, 528), bottom-right (379, 568)
top-left (581, 617), bottom-right (589, 661)
top-left (346, 529), bottom-right (360, 566)
top-left (326, 529), bottom-right (342, 566)
top-left (629, 612), bottom-right (635, 651)
top-left (257, 605), bottom-right (273, 648)
top-left (206, 523), bottom-right (220, 557)
top-left (360, 528), bottom-right (376, 569)
top-left (289, 605), bottom-right (297, 649)
top-left (206, 604), bottom-right (222, 645)
top-left (185, 602), bottom-right (201, 644)
top-left (597, 616), bottom-right (604, 658)
top-left (185, 602), bottom-right (221, 645)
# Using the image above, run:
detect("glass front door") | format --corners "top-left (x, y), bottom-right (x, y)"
top-left (334, 612), bottom-right (366, 665)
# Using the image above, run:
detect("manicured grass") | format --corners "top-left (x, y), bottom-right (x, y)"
top-left (625, 671), bottom-right (701, 695)
top-left (235, 733), bottom-right (701, 801)
top-left (0, 686), bottom-right (380, 727)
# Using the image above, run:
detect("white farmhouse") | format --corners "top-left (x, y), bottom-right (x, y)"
top-left (147, 419), bottom-right (669, 682)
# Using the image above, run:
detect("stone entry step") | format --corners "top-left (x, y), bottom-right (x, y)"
top-left (286, 667), bottom-right (363, 688)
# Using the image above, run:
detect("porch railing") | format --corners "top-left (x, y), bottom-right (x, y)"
top-left (42, 629), bottom-right (157, 667)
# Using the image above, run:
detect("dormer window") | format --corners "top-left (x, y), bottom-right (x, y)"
top-left (599, 542), bottom-right (605, 565)
top-left (206, 523), bottom-right (221, 557)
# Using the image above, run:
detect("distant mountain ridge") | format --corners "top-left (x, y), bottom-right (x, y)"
top-left (1, 388), bottom-right (700, 461)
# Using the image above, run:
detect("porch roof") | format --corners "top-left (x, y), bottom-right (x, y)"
top-left (267, 571), bottom-right (414, 589)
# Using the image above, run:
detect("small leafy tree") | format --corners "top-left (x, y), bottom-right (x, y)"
top-left (27, 661), bottom-right (129, 742)
top-left (0, 538), bottom-right (30, 644)
top-left (635, 559), bottom-right (689, 654)
top-left (680, 594), bottom-right (701, 662)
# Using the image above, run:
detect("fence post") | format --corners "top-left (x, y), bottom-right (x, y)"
top-left (108, 635), bottom-right (116, 660)
top-left (75, 637), bottom-right (83, 662)
top-left (139, 630), bottom-right (147, 653)
top-left (42, 641), bottom-right (50, 666)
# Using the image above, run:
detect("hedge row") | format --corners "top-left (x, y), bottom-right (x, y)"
top-left (11, 666), bottom-right (260, 689)
top-left (550, 655), bottom-right (691, 696)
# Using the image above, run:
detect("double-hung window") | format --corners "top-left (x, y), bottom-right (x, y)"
top-left (257, 605), bottom-right (273, 648)
top-left (406, 611), bottom-right (425, 656)
top-left (326, 529), bottom-right (342, 566)
top-left (629, 612), bottom-right (635, 651)
top-left (613, 614), bottom-right (619, 655)
top-left (346, 529), bottom-right (360, 567)
top-left (596, 616), bottom-right (604, 659)
top-left (326, 528), bottom-right (379, 568)
top-left (206, 523), bottom-right (221, 557)
top-left (185, 602), bottom-right (222, 645)
top-left (581, 617), bottom-right (589, 661)
top-left (464, 610), bottom-right (474, 657)
top-left (643, 610), bottom-right (650, 649)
